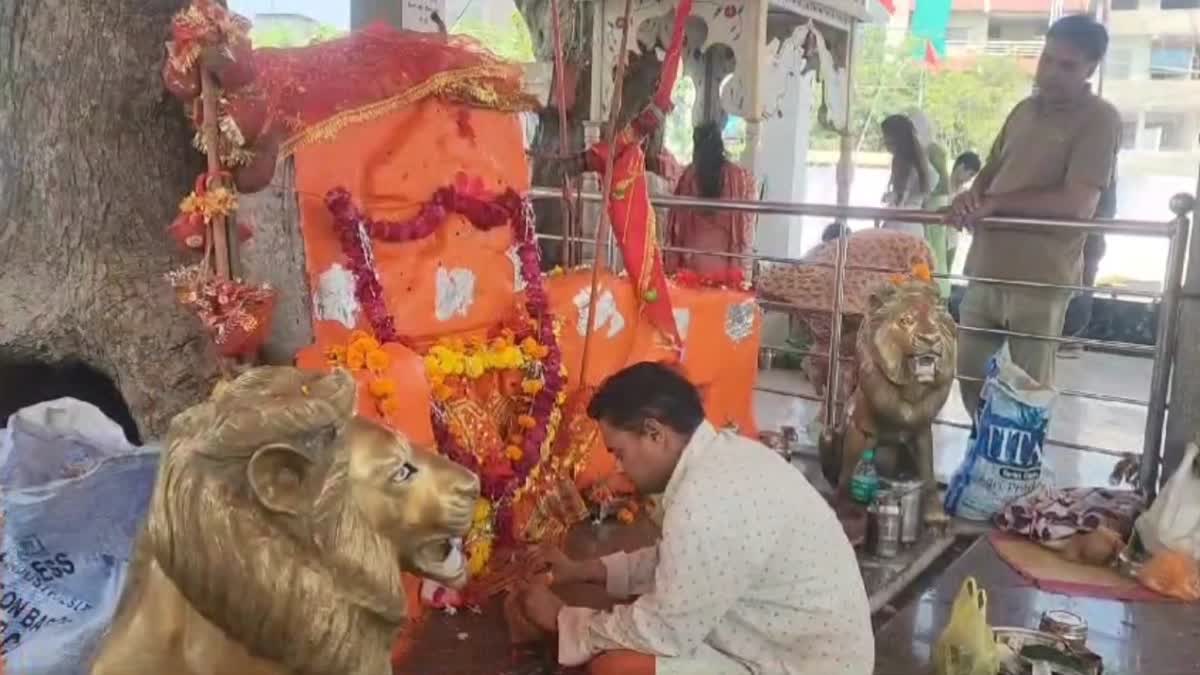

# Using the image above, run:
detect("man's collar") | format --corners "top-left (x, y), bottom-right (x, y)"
top-left (662, 420), bottom-right (718, 512)
top-left (1034, 85), bottom-right (1093, 112)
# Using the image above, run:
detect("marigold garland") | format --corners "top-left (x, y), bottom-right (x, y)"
top-left (672, 266), bottom-right (749, 291)
top-left (325, 184), bottom-right (569, 576)
top-left (324, 331), bottom-right (400, 418)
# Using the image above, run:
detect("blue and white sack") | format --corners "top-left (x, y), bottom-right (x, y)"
top-left (1, 399), bottom-right (158, 675)
top-left (945, 345), bottom-right (1057, 521)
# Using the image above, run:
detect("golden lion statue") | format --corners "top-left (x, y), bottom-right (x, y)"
top-left (89, 367), bottom-right (480, 675)
top-left (821, 280), bottom-right (956, 525)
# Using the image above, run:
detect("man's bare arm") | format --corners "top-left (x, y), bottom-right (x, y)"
top-left (987, 181), bottom-right (1103, 220)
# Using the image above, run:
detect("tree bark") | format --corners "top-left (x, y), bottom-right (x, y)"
top-left (0, 0), bottom-right (218, 439)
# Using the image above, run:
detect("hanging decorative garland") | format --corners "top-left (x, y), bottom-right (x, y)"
top-left (324, 184), bottom-right (567, 573)
top-left (162, 0), bottom-right (276, 359)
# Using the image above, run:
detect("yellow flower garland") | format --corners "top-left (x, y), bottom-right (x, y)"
top-left (419, 324), bottom-right (570, 576)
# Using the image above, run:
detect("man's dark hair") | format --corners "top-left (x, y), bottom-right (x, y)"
top-left (1046, 14), bottom-right (1109, 62)
top-left (587, 362), bottom-right (705, 435)
top-left (692, 121), bottom-right (728, 199)
top-left (822, 222), bottom-right (850, 242)
top-left (953, 151), bottom-right (982, 174)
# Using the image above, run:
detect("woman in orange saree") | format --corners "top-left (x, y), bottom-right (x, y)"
top-left (664, 122), bottom-right (756, 279)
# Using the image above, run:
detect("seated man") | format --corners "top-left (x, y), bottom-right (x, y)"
top-left (516, 362), bottom-right (874, 675)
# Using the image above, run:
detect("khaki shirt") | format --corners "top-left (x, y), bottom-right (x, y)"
top-left (964, 92), bottom-right (1121, 285)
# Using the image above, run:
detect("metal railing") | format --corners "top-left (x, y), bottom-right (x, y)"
top-left (529, 186), bottom-right (1196, 496)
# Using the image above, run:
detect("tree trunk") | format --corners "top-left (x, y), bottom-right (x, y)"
top-left (0, 0), bottom-right (218, 439)
top-left (516, 0), bottom-right (664, 269)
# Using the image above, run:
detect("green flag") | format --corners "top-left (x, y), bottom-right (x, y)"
top-left (911, 0), bottom-right (953, 64)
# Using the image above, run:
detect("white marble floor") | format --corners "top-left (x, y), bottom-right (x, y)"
top-left (754, 349), bottom-right (1152, 488)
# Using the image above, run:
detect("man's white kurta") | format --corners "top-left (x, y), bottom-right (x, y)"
top-left (557, 421), bottom-right (874, 675)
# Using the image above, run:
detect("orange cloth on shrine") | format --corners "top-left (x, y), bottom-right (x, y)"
top-left (289, 100), bottom-right (762, 633)
top-left (588, 651), bottom-right (656, 675)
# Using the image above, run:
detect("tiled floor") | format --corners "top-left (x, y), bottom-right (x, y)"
top-left (754, 349), bottom-right (1152, 489)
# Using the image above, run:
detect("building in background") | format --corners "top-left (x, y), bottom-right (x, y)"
top-left (937, 0), bottom-right (1199, 175)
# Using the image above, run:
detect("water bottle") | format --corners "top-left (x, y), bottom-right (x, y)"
top-left (850, 448), bottom-right (880, 505)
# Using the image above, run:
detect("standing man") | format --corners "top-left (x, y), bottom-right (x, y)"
top-left (516, 362), bottom-right (873, 675)
top-left (949, 14), bottom-right (1121, 414)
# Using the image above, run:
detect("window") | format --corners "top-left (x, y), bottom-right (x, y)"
top-left (1161, 0), bottom-right (1200, 9)
top-left (1120, 120), bottom-right (1138, 150)
top-left (1110, 0), bottom-right (1138, 8)
top-left (945, 27), bottom-right (969, 43)
top-left (1150, 37), bottom-right (1198, 80)
top-left (1143, 112), bottom-right (1194, 151)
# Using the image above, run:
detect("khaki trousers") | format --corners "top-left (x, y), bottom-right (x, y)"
top-left (957, 284), bottom-right (1071, 418)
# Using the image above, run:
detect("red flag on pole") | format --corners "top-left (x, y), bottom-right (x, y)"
top-left (583, 0), bottom-right (695, 350)
top-left (924, 40), bottom-right (941, 68)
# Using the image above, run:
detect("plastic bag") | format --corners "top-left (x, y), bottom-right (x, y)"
top-left (1138, 549), bottom-right (1200, 601)
top-left (0, 399), bottom-right (158, 674)
top-left (945, 344), bottom-right (1057, 521)
top-left (933, 577), bottom-right (998, 675)
top-left (1135, 441), bottom-right (1200, 561)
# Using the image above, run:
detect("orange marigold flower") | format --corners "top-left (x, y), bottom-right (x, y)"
top-left (517, 414), bottom-right (537, 429)
top-left (617, 508), bottom-right (636, 524)
top-left (349, 329), bottom-right (372, 343)
top-left (368, 378), bottom-right (397, 398)
top-left (911, 262), bottom-right (932, 282)
top-left (350, 335), bottom-right (381, 355)
top-left (325, 345), bottom-right (347, 366)
top-left (378, 396), bottom-right (400, 416)
top-left (505, 445), bottom-right (523, 461)
top-left (521, 379), bottom-right (544, 395)
top-left (365, 349), bottom-right (391, 374)
top-left (346, 348), bottom-right (367, 370)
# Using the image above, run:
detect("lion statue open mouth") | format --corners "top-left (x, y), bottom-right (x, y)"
top-left (821, 280), bottom-right (957, 531)
top-left (91, 367), bottom-right (480, 675)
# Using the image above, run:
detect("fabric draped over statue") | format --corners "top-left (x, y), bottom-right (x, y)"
top-left (249, 24), bottom-right (537, 156)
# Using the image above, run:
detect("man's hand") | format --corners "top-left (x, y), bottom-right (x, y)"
top-left (530, 546), bottom-right (606, 586)
top-left (520, 582), bottom-right (565, 633)
top-left (947, 191), bottom-right (995, 230)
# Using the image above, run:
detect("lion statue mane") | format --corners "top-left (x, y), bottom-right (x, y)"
top-left (821, 279), bottom-right (956, 524)
top-left (90, 367), bottom-right (480, 675)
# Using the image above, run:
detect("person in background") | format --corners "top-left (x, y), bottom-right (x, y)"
top-left (822, 221), bottom-right (851, 242)
top-left (945, 151), bottom-right (982, 271)
top-left (908, 111), bottom-right (953, 297)
top-left (948, 14), bottom-right (1121, 416)
top-left (1059, 172), bottom-right (1116, 358)
top-left (665, 122), bottom-right (757, 279)
top-left (879, 114), bottom-right (933, 238)
top-left (516, 362), bottom-right (874, 675)
top-left (950, 151), bottom-right (982, 195)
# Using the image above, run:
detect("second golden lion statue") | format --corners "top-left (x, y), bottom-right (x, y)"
top-left (89, 367), bottom-right (480, 675)
top-left (821, 279), bottom-right (957, 525)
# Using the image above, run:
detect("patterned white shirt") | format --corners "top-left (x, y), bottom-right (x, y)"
top-left (557, 421), bottom-right (874, 675)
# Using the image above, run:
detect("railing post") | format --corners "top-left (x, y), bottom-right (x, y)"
top-left (1157, 188), bottom-right (1199, 494)
top-left (1140, 194), bottom-right (1193, 496)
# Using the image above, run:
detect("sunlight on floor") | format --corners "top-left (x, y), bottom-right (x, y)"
top-left (754, 350), bottom-right (1150, 488)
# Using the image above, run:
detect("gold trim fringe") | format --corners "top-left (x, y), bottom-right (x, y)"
top-left (279, 65), bottom-right (538, 157)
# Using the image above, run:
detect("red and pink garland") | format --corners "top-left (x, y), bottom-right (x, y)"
top-left (324, 182), bottom-right (565, 547)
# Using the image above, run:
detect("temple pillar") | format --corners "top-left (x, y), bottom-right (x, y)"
top-left (755, 58), bottom-right (814, 260)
